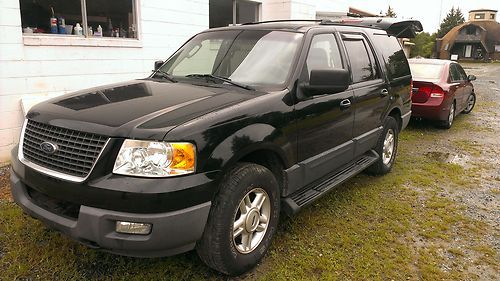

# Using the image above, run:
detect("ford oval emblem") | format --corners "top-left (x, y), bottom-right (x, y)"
top-left (40, 141), bottom-right (58, 155)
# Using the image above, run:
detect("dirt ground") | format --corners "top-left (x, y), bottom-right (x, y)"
top-left (0, 63), bottom-right (498, 280)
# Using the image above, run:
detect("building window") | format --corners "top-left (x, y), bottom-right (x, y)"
top-left (474, 13), bottom-right (485, 19)
top-left (465, 26), bottom-right (477, 35)
top-left (209, 0), bottom-right (261, 28)
top-left (20, 0), bottom-right (137, 39)
top-left (490, 14), bottom-right (495, 19)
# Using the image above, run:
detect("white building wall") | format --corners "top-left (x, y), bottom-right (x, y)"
top-left (261, 0), bottom-right (348, 21)
top-left (0, 0), bottom-right (209, 164)
top-left (0, 0), bottom-right (349, 164)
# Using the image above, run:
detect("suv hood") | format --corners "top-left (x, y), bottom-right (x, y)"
top-left (27, 80), bottom-right (259, 139)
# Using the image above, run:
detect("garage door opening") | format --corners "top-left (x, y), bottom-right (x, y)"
top-left (209, 0), bottom-right (261, 28)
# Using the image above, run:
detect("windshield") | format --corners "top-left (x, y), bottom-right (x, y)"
top-left (409, 62), bottom-right (444, 81)
top-left (159, 30), bottom-right (304, 89)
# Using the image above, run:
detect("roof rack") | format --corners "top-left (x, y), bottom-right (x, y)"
top-left (240, 17), bottom-right (423, 38)
top-left (241, 19), bottom-right (322, 26)
top-left (320, 17), bottom-right (423, 38)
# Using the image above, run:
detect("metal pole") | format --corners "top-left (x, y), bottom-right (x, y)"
top-left (233, 0), bottom-right (237, 25)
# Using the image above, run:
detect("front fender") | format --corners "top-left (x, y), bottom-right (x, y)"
top-left (205, 123), bottom-right (292, 174)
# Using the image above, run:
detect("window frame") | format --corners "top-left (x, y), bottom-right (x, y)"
top-left (449, 64), bottom-right (463, 82)
top-left (305, 33), bottom-right (345, 77)
top-left (21, 0), bottom-right (141, 47)
top-left (341, 33), bottom-right (382, 85)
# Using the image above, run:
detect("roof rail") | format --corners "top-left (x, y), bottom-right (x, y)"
top-left (320, 17), bottom-right (423, 38)
top-left (241, 19), bottom-right (322, 26)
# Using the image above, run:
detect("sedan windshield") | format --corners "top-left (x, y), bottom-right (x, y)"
top-left (409, 63), bottom-right (444, 81)
top-left (158, 30), bottom-right (304, 89)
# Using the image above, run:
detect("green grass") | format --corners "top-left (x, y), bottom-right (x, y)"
top-left (0, 119), bottom-right (498, 280)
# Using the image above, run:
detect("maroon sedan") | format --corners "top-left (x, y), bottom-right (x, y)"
top-left (408, 59), bottom-right (476, 128)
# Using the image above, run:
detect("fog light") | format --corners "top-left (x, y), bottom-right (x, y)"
top-left (116, 221), bottom-right (152, 235)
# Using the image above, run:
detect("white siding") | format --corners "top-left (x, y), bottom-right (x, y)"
top-left (0, 0), bottom-right (209, 163)
top-left (0, 0), bottom-right (350, 164)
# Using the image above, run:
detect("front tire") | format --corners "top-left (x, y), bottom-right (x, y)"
top-left (196, 163), bottom-right (280, 276)
top-left (365, 116), bottom-right (399, 175)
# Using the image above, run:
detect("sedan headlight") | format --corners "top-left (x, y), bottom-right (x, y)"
top-left (113, 140), bottom-right (196, 177)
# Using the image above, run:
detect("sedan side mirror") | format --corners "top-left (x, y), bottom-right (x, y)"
top-left (301, 69), bottom-right (350, 96)
top-left (154, 60), bottom-right (164, 70)
top-left (467, 75), bottom-right (476, 81)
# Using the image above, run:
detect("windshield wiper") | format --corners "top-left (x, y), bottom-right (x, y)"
top-left (185, 74), bottom-right (254, 91)
top-left (152, 69), bottom-right (177, 83)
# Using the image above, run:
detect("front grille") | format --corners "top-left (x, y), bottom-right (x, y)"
top-left (22, 120), bottom-right (108, 179)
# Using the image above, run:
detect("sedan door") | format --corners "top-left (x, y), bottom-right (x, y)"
top-left (449, 64), bottom-right (467, 110)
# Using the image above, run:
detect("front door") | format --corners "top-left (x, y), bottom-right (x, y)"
top-left (465, 45), bottom-right (472, 58)
top-left (296, 33), bottom-right (355, 184)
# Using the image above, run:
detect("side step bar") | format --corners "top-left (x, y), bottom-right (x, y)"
top-left (282, 150), bottom-right (379, 216)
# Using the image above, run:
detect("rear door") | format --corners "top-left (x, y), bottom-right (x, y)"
top-left (455, 64), bottom-right (474, 110)
top-left (449, 64), bottom-right (467, 110)
top-left (341, 33), bottom-right (388, 158)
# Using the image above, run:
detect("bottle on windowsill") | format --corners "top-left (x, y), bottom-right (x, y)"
top-left (95, 25), bottom-right (103, 37)
top-left (74, 23), bottom-right (82, 36)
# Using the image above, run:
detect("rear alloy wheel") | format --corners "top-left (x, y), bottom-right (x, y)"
top-left (442, 101), bottom-right (455, 129)
top-left (462, 94), bottom-right (476, 114)
top-left (196, 163), bottom-right (280, 276)
top-left (365, 116), bottom-right (399, 175)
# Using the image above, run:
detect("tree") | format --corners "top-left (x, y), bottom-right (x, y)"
top-left (385, 5), bottom-right (397, 18)
top-left (410, 32), bottom-right (436, 58)
top-left (437, 7), bottom-right (465, 38)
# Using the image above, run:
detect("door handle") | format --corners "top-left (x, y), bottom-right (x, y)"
top-left (340, 99), bottom-right (351, 109)
top-left (380, 89), bottom-right (389, 97)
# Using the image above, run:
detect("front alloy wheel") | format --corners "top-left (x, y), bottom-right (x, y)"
top-left (196, 163), bottom-right (280, 276)
top-left (233, 188), bottom-right (271, 254)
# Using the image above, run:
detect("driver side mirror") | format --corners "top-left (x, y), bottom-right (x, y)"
top-left (154, 60), bottom-right (164, 70)
top-left (301, 69), bottom-right (350, 96)
top-left (467, 74), bottom-right (476, 81)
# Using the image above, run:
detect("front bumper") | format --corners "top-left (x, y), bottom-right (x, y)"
top-left (10, 169), bottom-right (211, 257)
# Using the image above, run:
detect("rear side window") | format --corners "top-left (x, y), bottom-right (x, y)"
top-left (449, 64), bottom-right (463, 82)
top-left (455, 64), bottom-right (468, 80)
top-left (343, 39), bottom-right (377, 83)
top-left (372, 34), bottom-right (410, 80)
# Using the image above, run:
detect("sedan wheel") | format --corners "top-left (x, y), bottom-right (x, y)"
top-left (463, 94), bottom-right (475, 114)
top-left (442, 102), bottom-right (455, 129)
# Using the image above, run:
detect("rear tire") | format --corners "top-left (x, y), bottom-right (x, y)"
top-left (441, 101), bottom-right (455, 129)
top-left (196, 163), bottom-right (280, 276)
top-left (365, 116), bottom-right (399, 175)
top-left (462, 93), bottom-right (475, 114)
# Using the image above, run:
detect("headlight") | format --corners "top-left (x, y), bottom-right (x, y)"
top-left (113, 140), bottom-right (196, 177)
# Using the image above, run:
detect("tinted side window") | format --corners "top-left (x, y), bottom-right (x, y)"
top-left (343, 39), bottom-right (374, 83)
top-left (449, 64), bottom-right (463, 82)
top-left (306, 34), bottom-right (343, 77)
top-left (372, 34), bottom-right (410, 80)
top-left (455, 64), bottom-right (468, 80)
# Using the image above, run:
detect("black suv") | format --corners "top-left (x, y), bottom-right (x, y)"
top-left (10, 18), bottom-right (422, 275)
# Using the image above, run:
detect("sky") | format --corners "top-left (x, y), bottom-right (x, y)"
top-left (341, 0), bottom-right (500, 33)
